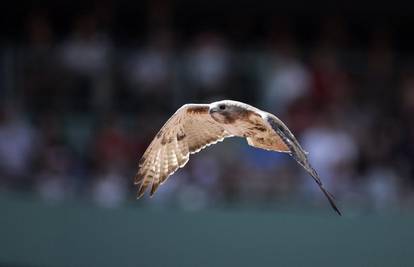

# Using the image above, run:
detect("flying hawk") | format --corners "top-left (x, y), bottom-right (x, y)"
top-left (135, 100), bottom-right (341, 215)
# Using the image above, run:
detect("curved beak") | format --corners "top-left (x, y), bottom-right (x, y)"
top-left (209, 107), bottom-right (219, 114)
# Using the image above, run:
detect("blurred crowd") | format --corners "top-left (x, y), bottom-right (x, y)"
top-left (1, 6), bottom-right (414, 213)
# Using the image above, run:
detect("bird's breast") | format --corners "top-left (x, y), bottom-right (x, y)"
top-left (223, 120), bottom-right (266, 138)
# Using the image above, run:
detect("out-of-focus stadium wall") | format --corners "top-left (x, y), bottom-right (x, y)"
top-left (0, 193), bottom-right (413, 267)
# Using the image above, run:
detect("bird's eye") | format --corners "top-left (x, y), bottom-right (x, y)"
top-left (219, 104), bottom-right (226, 110)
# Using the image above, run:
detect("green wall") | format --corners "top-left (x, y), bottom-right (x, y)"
top-left (1, 194), bottom-right (413, 267)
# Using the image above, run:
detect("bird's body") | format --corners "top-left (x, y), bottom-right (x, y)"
top-left (135, 100), bottom-right (341, 215)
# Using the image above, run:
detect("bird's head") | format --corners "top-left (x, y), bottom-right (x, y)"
top-left (209, 100), bottom-right (249, 124)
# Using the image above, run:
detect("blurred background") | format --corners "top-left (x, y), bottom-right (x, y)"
top-left (1, 1), bottom-right (414, 266)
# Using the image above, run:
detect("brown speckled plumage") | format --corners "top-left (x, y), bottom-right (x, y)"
top-left (135, 100), bottom-right (341, 215)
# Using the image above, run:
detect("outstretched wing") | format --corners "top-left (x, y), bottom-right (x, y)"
top-left (260, 113), bottom-right (342, 215)
top-left (135, 104), bottom-right (231, 198)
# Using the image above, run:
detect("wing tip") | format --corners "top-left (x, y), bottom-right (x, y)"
top-left (299, 164), bottom-right (341, 215)
top-left (334, 207), bottom-right (342, 216)
top-left (150, 183), bottom-right (160, 197)
top-left (321, 186), bottom-right (342, 216)
top-left (136, 179), bottom-right (161, 199)
top-left (331, 203), bottom-right (342, 216)
top-left (136, 183), bottom-right (148, 199)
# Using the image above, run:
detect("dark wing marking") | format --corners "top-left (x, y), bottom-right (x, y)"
top-left (135, 104), bottom-right (230, 198)
top-left (266, 114), bottom-right (342, 216)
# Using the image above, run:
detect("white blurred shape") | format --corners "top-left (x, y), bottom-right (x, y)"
top-left (0, 115), bottom-right (36, 176)
top-left (92, 170), bottom-right (127, 208)
top-left (262, 55), bottom-right (310, 113)
top-left (302, 124), bottom-right (357, 190)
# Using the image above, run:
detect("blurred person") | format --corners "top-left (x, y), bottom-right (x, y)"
top-left (364, 166), bottom-right (400, 213)
top-left (59, 13), bottom-right (113, 111)
top-left (35, 142), bottom-right (76, 202)
top-left (33, 112), bottom-right (84, 201)
top-left (396, 72), bottom-right (414, 188)
top-left (122, 30), bottom-right (175, 111)
top-left (185, 32), bottom-right (231, 100)
top-left (21, 12), bottom-right (63, 113)
top-left (260, 28), bottom-right (311, 115)
top-left (60, 14), bottom-right (112, 78)
top-left (146, 171), bottom-right (186, 206)
top-left (89, 113), bottom-right (133, 207)
top-left (400, 70), bottom-right (414, 138)
top-left (25, 11), bottom-right (54, 50)
top-left (191, 153), bottom-right (221, 189)
top-left (62, 114), bottom-right (95, 158)
top-left (176, 181), bottom-right (210, 210)
top-left (301, 112), bottom-right (358, 195)
top-left (309, 47), bottom-right (351, 109)
top-left (93, 113), bottom-right (133, 170)
top-left (357, 116), bottom-right (404, 186)
top-left (90, 165), bottom-right (128, 208)
top-left (174, 164), bottom-right (211, 210)
top-left (363, 28), bottom-right (395, 108)
top-left (209, 141), bottom-right (245, 203)
top-left (189, 153), bottom-right (221, 202)
top-left (0, 106), bottom-right (37, 188)
top-left (239, 145), bottom-right (297, 203)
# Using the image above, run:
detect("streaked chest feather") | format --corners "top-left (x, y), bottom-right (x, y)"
top-left (223, 118), bottom-right (268, 137)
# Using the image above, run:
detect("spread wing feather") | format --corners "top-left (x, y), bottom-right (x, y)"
top-left (134, 101), bottom-right (341, 215)
top-left (264, 114), bottom-right (342, 215)
top-left (135, 104), bottom-right (230, 198)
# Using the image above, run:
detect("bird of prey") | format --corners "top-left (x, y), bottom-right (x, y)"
top-left (135, 100), bottom-right (341, 215)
